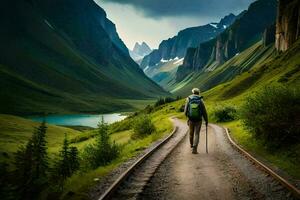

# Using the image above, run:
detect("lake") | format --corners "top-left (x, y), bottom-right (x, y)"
top-left (28, 113), bottom-right (127, 128)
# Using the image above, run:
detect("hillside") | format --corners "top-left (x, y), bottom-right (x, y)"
top-left (171, 41), bottom-right (276, 96)
top-left (0, 114), bottom-right (82, 164)
top-left (205, 39), bottom-right (300, 102)
top-left (0, 0), bottom-right (167, 115)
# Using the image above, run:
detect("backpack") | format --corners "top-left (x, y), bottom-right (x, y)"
top-left (187, 95), bottom-right (203, 121)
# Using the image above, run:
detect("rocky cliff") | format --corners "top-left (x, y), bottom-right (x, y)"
top-left (176, 0), bottom-right (277, 81)
top-left (140, 13), bottom-right (236, 69)
top-left (275, 0), bottom-right (300, 51)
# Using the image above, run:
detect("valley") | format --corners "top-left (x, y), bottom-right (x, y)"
top-left (0, 0), bottom-right (299, 199)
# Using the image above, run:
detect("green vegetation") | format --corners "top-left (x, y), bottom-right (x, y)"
top-left (53, 134), bottom-right (80, 190)
top-left (241, 85), bottom-right (300, 147)
top-left (212, 105), bottom-right (237, 122)
top-left (154, 96), bottom-right (182, 107)
top-left (0, 114), bottom-right (82, 164)
top-left (14, 121), bottom-right (49, 199)
top-left (132, 115), bottom-right (156, 138)
top-left (82, 119), bottom-right (120, 169)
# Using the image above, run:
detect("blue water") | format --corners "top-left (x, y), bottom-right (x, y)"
top-left (28, 113), bottom-right (127, 128)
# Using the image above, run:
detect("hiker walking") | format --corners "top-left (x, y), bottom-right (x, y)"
top-left (184, 88), bottom-right (208, 154)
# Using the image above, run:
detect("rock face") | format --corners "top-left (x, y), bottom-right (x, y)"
top-left (263, 24), bottom-right (276, 47)
top-left (140, 13), bottom-right (236, 69)
top-left (275, 0), bottom-right (300, 51)
top-left (176, 0), bottom-right (277, 81)
top-left (130, 42), bottom-right (152, 62)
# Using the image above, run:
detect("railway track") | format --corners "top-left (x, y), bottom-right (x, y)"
top-left (225, 128), bottom-right (300, 199)
top-left (98, 119), bottom-right (300, 200)
top-left (98, 118), bottom-right (187, 200)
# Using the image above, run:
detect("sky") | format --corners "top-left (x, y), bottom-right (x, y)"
top-left (95, 0), bottom-right (255, 50)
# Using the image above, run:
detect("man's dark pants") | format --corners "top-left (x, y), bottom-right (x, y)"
top-left (188, 120), bottom-right (202, 151)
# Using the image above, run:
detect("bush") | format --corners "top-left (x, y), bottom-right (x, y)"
top-left (132, 115), bottom-right (156, 138)
top-left (82, 119), bottom-right (119, 169)
top-left (241, 85), bottom-right (300, 148)
top-left (213, 106), bottom-right (237, 122)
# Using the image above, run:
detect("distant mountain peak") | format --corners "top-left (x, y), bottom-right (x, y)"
top-left (219, 13), bottom-right (236, 27)
top-left (130, 42), bottom-right (152, 63)
top-left (133, 42), bottom-right (151, 54)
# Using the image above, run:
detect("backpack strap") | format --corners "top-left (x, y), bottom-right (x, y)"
top-left (189, 95), bottom-right (203, 100)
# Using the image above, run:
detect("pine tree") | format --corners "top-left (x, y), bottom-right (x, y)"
top-left (31, 121), bottom-right (48, 180)
top-left (83, 117), bottom-right (119, 168)
top-left (54, 134), bottom-right (80, 190)
top-left (69, 147), bottom-right (80, 174)
top-left (14, 121), bottom-right (49, 199)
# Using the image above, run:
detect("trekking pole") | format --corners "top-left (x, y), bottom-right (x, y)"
top-left (206, 123), bottom-right (208, 154)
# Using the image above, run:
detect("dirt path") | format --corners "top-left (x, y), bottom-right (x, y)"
top-left (140, 120), bottom-right (295, 200)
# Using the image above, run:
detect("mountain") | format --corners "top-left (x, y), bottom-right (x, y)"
top-left (0, 0), bottom-right (167, 115)
top-left (140, 13), bottom-right (237, 69)
top-left (276, 0), bottom-right (300, 51)
top-left (129, 42), bottom-right (152, 63)
top-left (143, 57), bottom-right (184, 90)
top-left (175, 0), bottom-right (277, 82)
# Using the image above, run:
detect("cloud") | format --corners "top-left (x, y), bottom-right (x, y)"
top-left (101, 0), bottom-right (255, 18)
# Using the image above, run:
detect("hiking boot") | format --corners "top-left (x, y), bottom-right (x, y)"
top-left (192, 149), bottom-right (198, 154)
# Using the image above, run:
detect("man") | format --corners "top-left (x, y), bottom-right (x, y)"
top-left (184, 88), bottom-right (208, 154)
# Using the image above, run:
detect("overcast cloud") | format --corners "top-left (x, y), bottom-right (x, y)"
top-left (101, 0), bottom-right (254, 18)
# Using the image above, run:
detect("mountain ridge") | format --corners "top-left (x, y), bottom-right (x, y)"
top-left (0, 0), bottom-right (167, 115)
top-left (140, 13), bottom-right (237, 70)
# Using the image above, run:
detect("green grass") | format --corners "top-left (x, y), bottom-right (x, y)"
top-left (221, 121), bottom-right (300, 179)
top-left (0, 114), bottom-right (82, 163)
